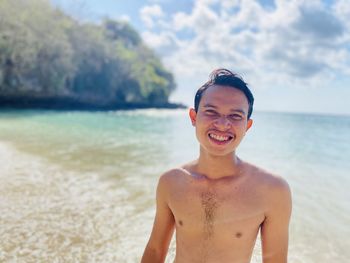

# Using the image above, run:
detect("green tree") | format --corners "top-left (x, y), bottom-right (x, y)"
top-left (0, 0), bottom-right (177, 108)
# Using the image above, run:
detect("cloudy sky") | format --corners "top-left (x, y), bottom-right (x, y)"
top-left (51, 0), bottom-right (350, 115)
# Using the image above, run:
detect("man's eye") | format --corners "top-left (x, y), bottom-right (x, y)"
top-left (205, 110), bottom-right (218, 116)
top-left (229, 114), bottom-right (243, 120)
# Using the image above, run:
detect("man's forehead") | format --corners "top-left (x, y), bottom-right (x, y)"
top-left (203, 103), bottom-right (247, 114)
top-left (200, 85), bottom-right (249, 107)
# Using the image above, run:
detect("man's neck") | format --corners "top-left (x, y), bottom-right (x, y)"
top-left (194, 147), bottom-right (242, 180)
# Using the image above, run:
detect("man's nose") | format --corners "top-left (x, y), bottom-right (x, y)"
top-left (214, 115), bottom-right (231, 129)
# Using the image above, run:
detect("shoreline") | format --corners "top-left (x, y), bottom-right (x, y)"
top-left (0, 96), bottom-right (187, 111)
top-left (0, 140), bottom-right (133, 262)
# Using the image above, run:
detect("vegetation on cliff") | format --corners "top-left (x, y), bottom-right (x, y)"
top-left (0, 0), bottom-right (178, 109)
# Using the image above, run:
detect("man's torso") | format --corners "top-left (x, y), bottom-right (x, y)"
top-left (165, 164), bottom-right (271, 263)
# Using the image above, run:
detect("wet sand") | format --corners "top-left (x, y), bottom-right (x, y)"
top-left (0, 142), bottom-right (138, 262)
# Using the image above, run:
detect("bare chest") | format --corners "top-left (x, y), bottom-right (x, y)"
top-left (168, 178), bottom-right (265, 240)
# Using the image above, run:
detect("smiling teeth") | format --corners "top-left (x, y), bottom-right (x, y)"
top-left (209, 133), bottom-right (230, 141)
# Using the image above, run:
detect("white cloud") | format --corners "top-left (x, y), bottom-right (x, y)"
top-left (140, 4), bottom-right (164, 28)
top-left (140, 0), bottom-right (350, 95)
top-left (334, 0), bottom-right (350, 28)
top-left (141, 30), bottom-right (180, 51)
top-left (172, 12), bottom-right (191, 31)
top-left (118, 15), bottom-right (130, 23)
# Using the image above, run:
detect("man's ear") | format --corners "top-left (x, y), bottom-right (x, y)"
top-left (189, 108), bottom-right (197, 126)
top-left (246, 119), bottom-right (253, 131)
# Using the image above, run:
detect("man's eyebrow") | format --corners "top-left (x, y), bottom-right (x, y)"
top-left (203, 104), bottom-right (246, 115)
top-left (230, 109), bottom-right (246, 115)
top-left (203, 103), bottom-right (218, 108)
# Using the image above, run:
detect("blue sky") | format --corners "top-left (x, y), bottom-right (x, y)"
top-left (51, 0), bottom-right (350, 115)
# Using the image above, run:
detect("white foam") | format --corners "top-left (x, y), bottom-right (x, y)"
top-left (0, 142), bottom-right (149, 262)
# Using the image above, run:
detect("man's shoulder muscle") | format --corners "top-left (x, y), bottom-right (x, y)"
top-left (245, 162), bottom-right (291, 207)
top-left (246, 163), bottom-right (290, 189)
top-left (157, 167), bottom-right (189, 193)
top-left (159, 167), bottom-right (188, 182)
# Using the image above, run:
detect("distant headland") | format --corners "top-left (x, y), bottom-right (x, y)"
top-left (0, 95), bottom-right (186, 110)
top-left (0, 0), bottom-right (183, 110)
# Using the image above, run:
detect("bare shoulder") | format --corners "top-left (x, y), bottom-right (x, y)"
top-left (157, 165), bottom-right (191, 190)
top-left (245, 162), bottom-right (291, 198)
top-left (159, 166), bottom-right (189, 181)
top-left (243, 162), bottom-right (292, 219)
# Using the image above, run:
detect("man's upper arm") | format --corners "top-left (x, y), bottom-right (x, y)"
top-left (141, 173), bottom-right (175, 262)
top-left (261, 177), bottom-right (292, 263)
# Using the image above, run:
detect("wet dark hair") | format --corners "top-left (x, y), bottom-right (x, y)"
top-left (194, 68), bottom-right (254, 119)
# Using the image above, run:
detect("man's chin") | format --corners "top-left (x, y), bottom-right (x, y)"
top-left (202, 145), bottom-right (236, 157)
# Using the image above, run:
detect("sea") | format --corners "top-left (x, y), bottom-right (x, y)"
top-left (0, 109), bottom-right (349, 263)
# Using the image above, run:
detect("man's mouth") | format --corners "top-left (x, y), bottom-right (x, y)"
top-left (208, 132), bottom-right (234, 143)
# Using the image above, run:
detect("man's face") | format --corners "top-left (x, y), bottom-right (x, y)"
top-left (189, 85), bottom-right (253, 156)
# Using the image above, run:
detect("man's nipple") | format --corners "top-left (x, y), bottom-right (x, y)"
top-left (235, 232), bottom-right (242, 238)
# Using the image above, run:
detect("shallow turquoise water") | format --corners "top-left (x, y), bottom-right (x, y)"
top-left (0, 109), bottom-right (349, 262)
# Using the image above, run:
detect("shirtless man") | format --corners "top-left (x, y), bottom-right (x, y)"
top-left (141, 69), bottom-right (292, 263)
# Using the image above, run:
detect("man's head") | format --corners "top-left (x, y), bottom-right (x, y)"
top-left (189, 69), bottom-right (254, 156)
top-left (194, 68), bottom-right (254, 119)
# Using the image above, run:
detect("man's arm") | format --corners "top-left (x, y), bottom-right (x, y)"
top-left (141, 173), bottom-right (175, 263)
top-left (261, 177), bottom-right (292, 263)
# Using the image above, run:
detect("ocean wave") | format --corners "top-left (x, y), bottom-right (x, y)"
top-left (0, 142), bottom-right (151, 262)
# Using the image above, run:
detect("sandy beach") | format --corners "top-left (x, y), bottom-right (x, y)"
top-left (0, 141), bottom-right (138, 262)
